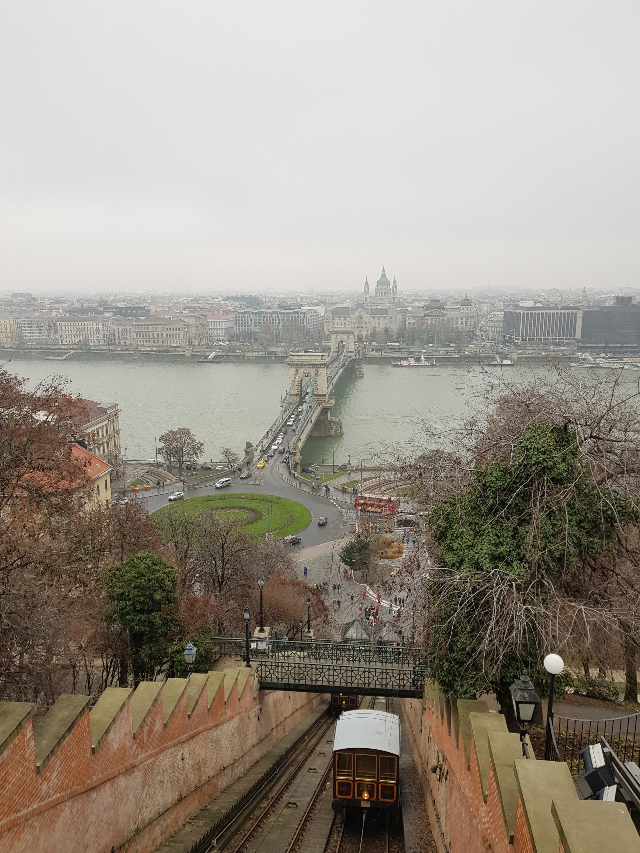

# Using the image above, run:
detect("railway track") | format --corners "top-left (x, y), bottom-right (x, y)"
top-left (206, 696), bottom-right (402, 853)
top-left (202, 711), bottom-right (335, 853)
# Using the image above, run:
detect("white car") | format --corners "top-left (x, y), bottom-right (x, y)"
top-left (215, 478), bottom-right (232, 489)
top-left (168, 491), bottom-right (184, 502)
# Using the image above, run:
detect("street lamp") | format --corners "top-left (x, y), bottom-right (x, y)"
top-left (543, 654), bottom-right (564, 760)
top-left (307, 597), bottom-right (311, 632)
top-left (510, 671), bottom-right (541, 758)
top-left (299, 618), bottom-right (304, 643)
top-left (257, 574), bottom-right (265, 632)
top-left (183, 642), bottom-right (197, 680)
top-left (243, 605), bottom-right (251, 668)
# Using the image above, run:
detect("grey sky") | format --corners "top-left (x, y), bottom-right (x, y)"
top-left (1, 2), bottom-right (639, 294)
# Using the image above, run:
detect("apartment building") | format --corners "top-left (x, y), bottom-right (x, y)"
top-left (21, 316), bottom-right (58, 344)
top-left (0, 316), bottom-right (22, 345)
top-left (207, 314), bottom-right (235, 341)
top-left (133, 318), bottom-right (189, 348)
top-left (56, 315), bottom-right (111, 347)
top-left (78, 399), bottom-right (122, 475)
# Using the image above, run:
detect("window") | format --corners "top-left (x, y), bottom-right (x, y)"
top-left (96, 484), bottom-right (100, 496)
top-left (336, 752), bottom-right (353, 779)
top-left (355, 754), bottom-right (376, 781)
top-left (379, 755), bottom-right (397, 782)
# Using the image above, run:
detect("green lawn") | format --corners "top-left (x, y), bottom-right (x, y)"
top-left (152, 493), bottom-right (311, 538)
top-left (300, 470), bottom-right (345, 483)
top-left (339, 479), bottom-right (362, 490)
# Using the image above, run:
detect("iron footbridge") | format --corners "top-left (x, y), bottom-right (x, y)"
top-left (212, 638), bottom-right (429, 699)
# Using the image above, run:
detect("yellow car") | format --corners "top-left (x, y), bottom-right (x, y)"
top-left (256, 459), bottom-right (266, 469)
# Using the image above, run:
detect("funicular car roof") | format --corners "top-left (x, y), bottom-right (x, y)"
top-left (333, 710), bottom-right (400, 756)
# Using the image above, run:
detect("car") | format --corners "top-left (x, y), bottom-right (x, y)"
top-left (113, 497), bottom-right (130, 505)
top-left (317, 517), bottom-right (328, 526)
top-left (168, 491), bottom-right (185, 502)
top-left (239, 470), bottom-right (251, 479)
top-left (279, 446), bottom-right (285, 453)
top-left (214, 478), bottom-right (231, 489)
top-left (338, 464), bottom-right (349, 470)
top-left (256, 460), bottom-right (265, 468)
top-left (282, 534), bottom-right (301, 545)
top-left (302, 467), bottom-right (314, 473)
top-left (287, 418), bottom-right (295, 426)
top-left (268, 450), bottom-right (275, 458)
top-left (200, 465), bottom-right (213, 471)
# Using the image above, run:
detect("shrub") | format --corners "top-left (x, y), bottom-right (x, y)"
top-left (572, 675), bottom-right (620, 702)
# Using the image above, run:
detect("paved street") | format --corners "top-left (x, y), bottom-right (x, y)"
top-left (140, 430), bottom-right (416, 642)
top-left (144, 434), bottom-right (344, 549)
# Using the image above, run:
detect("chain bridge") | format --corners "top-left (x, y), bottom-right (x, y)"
top-left (212, 638), bottom-right (429, 698)
top-left (258, 329), bottom-right (361, 473)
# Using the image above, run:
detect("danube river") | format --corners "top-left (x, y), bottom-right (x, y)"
top-left (5, 352), bottom-right (563, 465)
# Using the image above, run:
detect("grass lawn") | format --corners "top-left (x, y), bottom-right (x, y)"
top-left (396, 485), bottom-right (413, 497)
top-left (339, 479), bottom-right (361, 490)
top-left (300, 470), bottom-right (345, 483)
top-left (152, 493), bottom-right (311, 538)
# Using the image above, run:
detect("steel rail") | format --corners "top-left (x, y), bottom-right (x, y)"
top-left (217, 716), bottom-right (335, 853)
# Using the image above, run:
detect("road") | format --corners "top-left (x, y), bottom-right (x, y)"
top-left (144, 428), bottom-right (345, 550)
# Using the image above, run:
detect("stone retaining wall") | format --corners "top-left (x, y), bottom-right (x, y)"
top-left (401, 681), bottom-right (640, 853)
top-left (0, 669), bottom-right (323, 853)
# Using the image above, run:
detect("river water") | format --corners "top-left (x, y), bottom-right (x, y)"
top-left (2, 353), bottom-right (579, 465)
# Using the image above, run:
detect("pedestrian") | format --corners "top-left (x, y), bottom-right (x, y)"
top-left (337, 599), bottom-right (341, 609)
top-left (377, 634), bottom-right (382, 646)
top-left (394, 595), bottom-right (397, 604)
top-left (304, 566), bottom-right (308, 577)
top-left (389, 604), bottom-right (392, 613)
top-left (363, 590), bottom-right (366, 598)
top-left (332, 583), bottom-right (336, 592)
top-left (337, 584), bottom-right (341, 593)
top-left (351, 594), bottom-right (354, 603)
top-left (359, 605), bottom-right (362, 612)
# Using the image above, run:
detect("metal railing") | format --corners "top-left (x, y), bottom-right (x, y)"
top-left (552, 710), bottom-right (640, 774)
top-left (255, 659), bottom-right (426, 698)
top-left (212, 637), bottom-right (429, 669)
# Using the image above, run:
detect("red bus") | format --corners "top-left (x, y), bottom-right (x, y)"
top-left (354, 493), bottom-right (397, 514)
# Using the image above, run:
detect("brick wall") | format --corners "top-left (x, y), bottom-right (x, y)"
top-left (401, 681), bottom-right (640, 853)
top-left (0, 669), bottom-right (324, 853)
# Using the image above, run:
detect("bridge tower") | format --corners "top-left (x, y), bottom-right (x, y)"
top-left (329, 328), bottom-right (355, 358)
top-left (286, 352), bottom-right (329, 402)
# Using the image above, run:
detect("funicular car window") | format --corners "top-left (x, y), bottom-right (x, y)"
top-left (356, 754), bottom-right (376, 780)
top-left (336, 752), bottom-right (353, 778)
top-left (379, 755), bottom-right (397, 782)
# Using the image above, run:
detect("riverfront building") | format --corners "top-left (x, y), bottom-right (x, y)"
top-left (503, 296), bottom-right (640, 348)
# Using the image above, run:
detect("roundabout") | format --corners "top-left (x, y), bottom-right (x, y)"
top-left (152, 492), bottom-right (312, 538)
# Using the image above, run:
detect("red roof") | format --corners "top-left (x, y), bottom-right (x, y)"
top-left (71, 444), bottom-right (112, 480)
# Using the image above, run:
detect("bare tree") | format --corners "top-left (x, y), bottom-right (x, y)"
top-left (403, 367), bottom-right (640, 705)
top-left (220, 446), bottom-right (241, 471)
top-left (158, 427), bottom-right (204, 479)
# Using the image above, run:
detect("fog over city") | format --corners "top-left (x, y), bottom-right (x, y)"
top-left (1, 2), bottom-right (639, 294)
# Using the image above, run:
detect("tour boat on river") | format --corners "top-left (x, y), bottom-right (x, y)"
top-left (391, 353), bottom-right (437, 368)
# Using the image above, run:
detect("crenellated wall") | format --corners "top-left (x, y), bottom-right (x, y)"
top-left (402, 680), bottom-right (640, 853)
top-left (0, 668), bottom-right (324, 853)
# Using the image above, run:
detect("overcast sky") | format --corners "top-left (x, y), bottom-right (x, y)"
top-left (1, 2), bottom-right (639, 295)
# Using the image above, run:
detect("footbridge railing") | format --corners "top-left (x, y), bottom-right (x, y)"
top-left (255, 660), bottom-right (426, 698)
top-left (212, 637), bottom-right (428, 668)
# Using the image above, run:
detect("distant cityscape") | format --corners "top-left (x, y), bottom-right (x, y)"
top-left (2, 267), bottom-right (640, 352)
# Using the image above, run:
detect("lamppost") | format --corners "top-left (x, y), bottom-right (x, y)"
top-left (307, 597), bottom-right (311, 632)
top-left (543, 654), bottom-right (564, 760)
top-left (510, 671), bottom-right (541, 758)
top-left (299, 618), bottom-right (304, 643)
top-left (155, 437), bottom-right (158, 467)
top-left (257, 574), bottom-right (265, 632)
top-left (243, 605), bottom-right (251, 668)
top-left (183, 642), bottom-right (197, 680)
